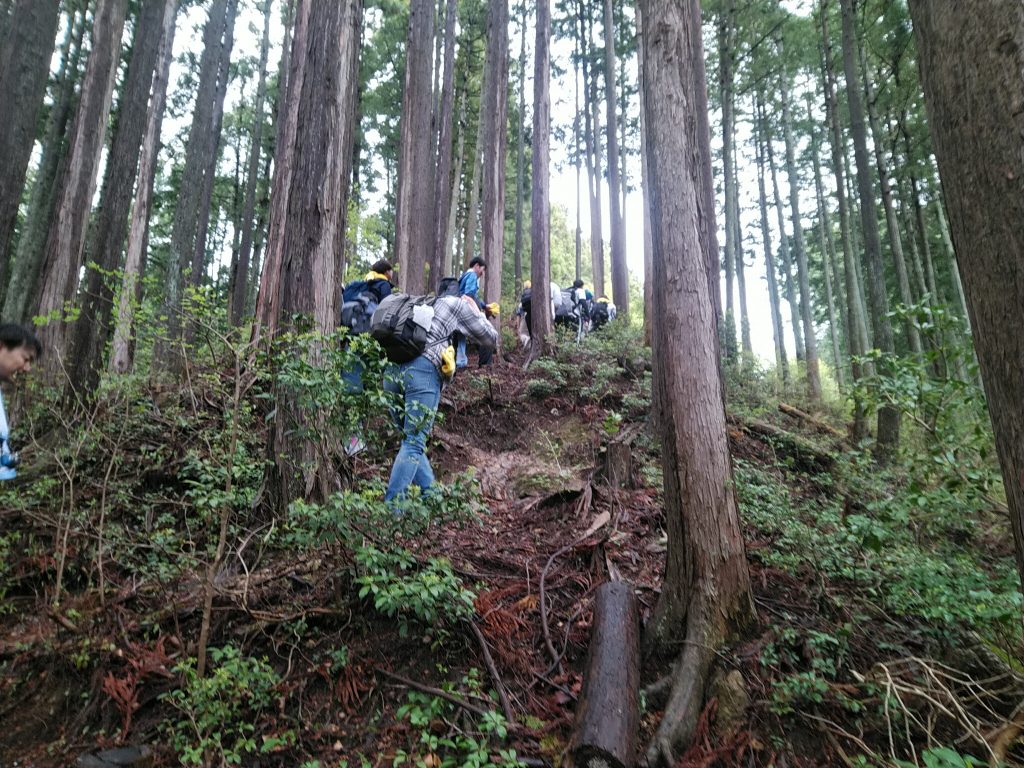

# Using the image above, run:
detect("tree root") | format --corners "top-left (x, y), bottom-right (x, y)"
top-left (644, 602), bottom-right (716, 766)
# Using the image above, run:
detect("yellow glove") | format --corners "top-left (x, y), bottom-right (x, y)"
top-left (440, 344), bottom-right (456, 377)
top-left (486, 302), bottom-right (500, 317)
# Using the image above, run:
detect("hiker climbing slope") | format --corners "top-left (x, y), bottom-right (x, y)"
top-left (0, 324), bottom-right (42, 481)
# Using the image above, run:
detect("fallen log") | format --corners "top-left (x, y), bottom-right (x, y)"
top-left (778, 402), bottom-right (847, 440)
top-left (570, 581), bottom-right (640, 768)
top-left (728, 414), bottom-right (836, 474)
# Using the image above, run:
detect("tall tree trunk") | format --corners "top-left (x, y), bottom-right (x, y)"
top-left (268, 0), bottom-right (362, 506)
top-left (808, 105), bottom-right (846, 391)
top-left (907, 0), bottom-right (1024, 595)
top-left (190, 0), bottom-right (238, 289)
top-left (3, 2), bottom-right (86, 323)
top-left (862, 56), bottom-right (922, 356)
top-left (640, 2), bottom-right (753, 761)
top-left (840, 0), bottom-right (899, 458)
top-left (733, 146), bottom-right (752, 360)
top-left (430, 0), bottom-right (458, 290)
top-left (461, 111), bottom-right (484, 273)
top-left (253, 0), bottom-right (302, 344)
top-left (445, 90), bottom-right (466, 277)
top-left (933, 194), bottom-right (968, 319)
top-left (636, 0), bottom-right (654, 347)
top-left (778, 45), bottom-right (822, 400)
top-left (228, 0), bottom-right (272, 327)
top-left (582, 0), bottom-right (605, 298)
top-left (754, 105), bottom-right (789, 384)
top-left (70, 0), bottom-right (170, 392)
top-left (0, 0), bottom-right (62, 298)
top-left (718, 0), bottom-right (737, 361)
top-left (821, 0), bottom-right (868, 438)
top-left (764, 110), bottom-right (805, 363)
top-left (513, 1), bottom-right (527, 292)
top-left (528, 0), bottom-right (552, 361)
top-left (164, 0), bottom-right (237, 352)
top-left (34, 0), bottom-right (128, 379)
top-left (481, 0), bottom-right (509, 314)
top-left (603, 0), bottom-right (628, 318)
top-left (394, 0), bottom-right (435, 294)
top-left (110, 0), bottom-right (178, 375)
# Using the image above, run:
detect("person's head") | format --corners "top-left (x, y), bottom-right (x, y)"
top-left (371, 259), bottom-right (394, 281)
top-left (523, 279), bottom-right (531, 290)
top-left (468, 256), bottom-right (487, 277)
top-left (0, 324), bottom-right (42, 383)
top-left (573, 279), bottom-right (584, 289)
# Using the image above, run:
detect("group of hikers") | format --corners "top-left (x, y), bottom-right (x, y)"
top-left (0, 257), bottom-right (616, 504)
top-left (339, 257), bottom-right (615, 503)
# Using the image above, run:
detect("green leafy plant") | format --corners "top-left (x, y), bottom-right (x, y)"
top-left (161, 645), bottom-right (285, 766)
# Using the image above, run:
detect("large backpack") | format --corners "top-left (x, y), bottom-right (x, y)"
top-left (436, 276), bottom-right (461, 297)
top-left (591, 301), bottom-right (610, 328)
top-left (554, 288), bottom-right (576, 319)
top-left (370, 293), bottom-right (438, 363)
top-left (341, 279), bottom-right (387, 335)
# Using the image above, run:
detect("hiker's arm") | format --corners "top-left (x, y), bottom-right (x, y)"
top-left (457, 298), bottom-right (499, 350)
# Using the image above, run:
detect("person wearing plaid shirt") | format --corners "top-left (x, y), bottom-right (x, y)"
top-left (383, 295), bottom-right (498, 501)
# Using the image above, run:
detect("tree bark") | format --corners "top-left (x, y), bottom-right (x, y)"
top-left (640, 1), bottom-right (754, 762)
top-left (861, 53), bottom-right (922, 357)
top-left (513, 1), bottom-right (527, 293)
top-left (528, 0), bottom-right (552, 361)
top-left (229, 0), bottom-right (273, 327)
top-left (603, 0), bottom-right (628, 319)
top-left (3, 2), bottom-right (87, 324)
top-left (0, 0), bottom-right (62, 297)
top-left (481, 0), bottom-right (509, 318)
top-left (461, 94), bottom-right (485, 274)
top-left (163, 0), bottom-right (237, 353)
top-left (907, 0), bottom-right (1024, 594)
top-left (430, 0), bottom-right (459, 290)
top-left (808, 106), bottom-right (846, 391)
top-left (764, 111), bottom-right (805, 363)
top-left (718, 1), bottom-right (737, 361)
top-left (70, 0), bottom-right (170, 392)
top-left (754, 104), bottom-right (789, 384)
top-left (840, 0), bottom-right (900, 458)
top-left (110, 0), bottom-right (178, 376)
top-left (778, 41), bottom-right (822, 401)
top-left (636, 0), bottom-right (653, 347)
top-left (34, 0), bottom-right (128, 379)
top-left (583, 0), bottom-right (605, 298)
top-left (394, 0), bottom-right (435, 294)
top-left (254, 0), bottom-right (311, 345)
top-left (570, 581), bottom-right (640, 768)
top-left (268, 0), bottom-right (362, 505)
top-left (821, 0), bottom-right (870, 434)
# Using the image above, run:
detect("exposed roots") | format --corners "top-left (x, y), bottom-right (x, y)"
top-left (645, 598), bottom-right (716, 766)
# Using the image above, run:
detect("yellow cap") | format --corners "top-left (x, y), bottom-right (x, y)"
top-left (486, 302), bottom-right (500, 316)
top-left (523, 280), bottom-right (531, 289)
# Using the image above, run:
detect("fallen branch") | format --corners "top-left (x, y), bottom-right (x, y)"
top-left (375, 667), bottom-right (490, 719)
top-left (468, 620), bottom-right (516, 726)
top-left (778, 402), bottom-right (847, 439)
top-left (728, 414), bottom-right (836, 473)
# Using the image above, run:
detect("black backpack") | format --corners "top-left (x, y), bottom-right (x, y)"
top-left (341, 279), bottom-right (387, 335)
top-left (591, 301), bottom-right (610, 327)
top-left (370, 293), bottom-right (438, 363)
top-left (436, 276), bottom-right (461, 297)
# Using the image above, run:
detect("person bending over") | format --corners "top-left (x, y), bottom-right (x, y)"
top-left (384, 295), bottom-right (497, 501)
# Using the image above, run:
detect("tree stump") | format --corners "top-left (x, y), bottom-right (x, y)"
top-left (570, 581), bottom-right (640, 768)
top-left (603, 423), bottom-right (641, 489)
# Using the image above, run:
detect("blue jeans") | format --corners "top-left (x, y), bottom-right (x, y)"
top-left (341, 357), bottom-right (365, 394)
top-left (383, 355), bottom-right (442, 500)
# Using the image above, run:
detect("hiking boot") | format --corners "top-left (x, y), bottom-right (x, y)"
top-left (344, 435), bottom-right (365, 456)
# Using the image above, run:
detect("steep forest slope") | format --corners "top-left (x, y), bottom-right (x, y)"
top-left (0, 324), bottom-right (1020, 767)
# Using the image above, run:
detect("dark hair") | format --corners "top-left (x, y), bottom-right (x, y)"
top-left (572, 279), bottom-right (584, 289)
top-left (371, 259), bottom-right (393, 275)
top-left (468, 256), bottom-right (487, 269)
top-left (0, 324), bottom-right (42, 357)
